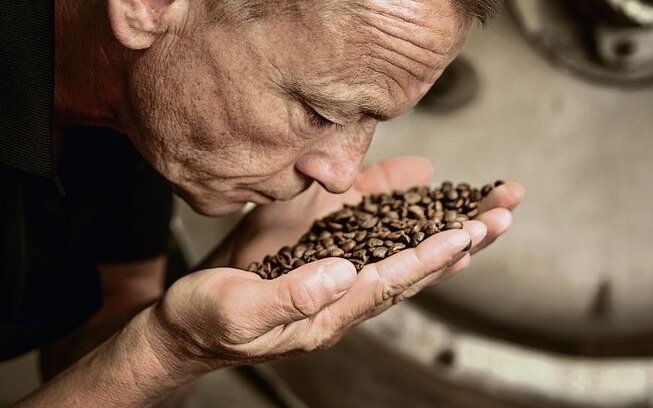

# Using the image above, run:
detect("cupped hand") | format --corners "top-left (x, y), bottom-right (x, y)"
top-left (228, 156), bottom-right (524, 275)
top-left (154, 157), bottom-right (524, 367)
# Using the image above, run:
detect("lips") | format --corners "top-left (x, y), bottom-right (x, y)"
top-left (250, 190), bottom-right (275, 204)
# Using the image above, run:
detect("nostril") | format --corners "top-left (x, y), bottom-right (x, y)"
top-left (296, 160), bottom-right (357, 194)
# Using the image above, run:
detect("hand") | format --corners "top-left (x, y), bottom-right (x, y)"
top-left (227, 156), bottom-right (524, 278)
top-left (153, 157), bottom-right (524, 369)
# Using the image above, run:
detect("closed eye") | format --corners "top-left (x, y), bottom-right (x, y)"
top-left (304, 104), bottom-right (345, 132)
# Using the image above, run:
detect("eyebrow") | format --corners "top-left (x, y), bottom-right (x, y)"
top-left (290, 85), bottom-right (395, 123)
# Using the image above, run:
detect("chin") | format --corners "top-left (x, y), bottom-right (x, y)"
top-left (175, 191), bottom-right (244, 217)
top-left (194, 200), bottom-right (247, 217)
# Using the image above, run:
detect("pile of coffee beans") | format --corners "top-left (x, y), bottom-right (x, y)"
top-left (248, 180), bottom-right (503, 279)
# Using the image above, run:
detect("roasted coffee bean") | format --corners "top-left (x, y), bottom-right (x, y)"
top-left (408, 205), bottom-right (425, 219)
top-left (405, 192), bottom-right (422, 204)
top-left (354, 230), bottom-right (368, 242)
top-left (342, 240), bottom-right (357, 252)
top-left (293, 245), bottom-right (307, 259)
top-left (320, 238), bottom-right (334, 247)
top-left (367, 238), bottom-right (384, 248)
top-left (411, 231), bottom-right (426, 247)
top-left (372, 246), bottom-right (389, 259)
top-left (446, 189), bottom-right (459, 201)
top-left (445, 221), bottom-right (464, 230)
top-left (248, 180), bottom-right (501, 278)
top-left (386, 231), bottom-right (403, 240)
top-left (444, 210), bottom-right (458, 223)
top-left (425, 222), bottom-right (439, 235)
top-left (279, 254), bottom-right (293, 269)
top-left (354, 242), bottom-right (366, 251)
top-left (328, 222), bottom-right (343, 230)
top-left (329, 248), bottom-right (345, 257)
top-left (364, 202), bottom-right (379, 213)
top-left (391, 242), bottom-right (407, 252)
top-left (386, 210), bottom-right (400, 220)
top-left (353, 249), bottom-right (369, 261)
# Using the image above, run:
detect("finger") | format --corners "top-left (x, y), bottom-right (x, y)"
top-left (326, 229), bottom-right (471, 328)
top-left (478, 181), bottom-right (525, 213)
top-left (404, 222), bottom-right (484, 293)
top-left (436, 253), bottom-right (472, 283)
top-left (407, 251), bottom-right (472, 293)
top-left (354, 156), bottom-right (434, 193)
top-left (327, 247), bottom-right (473, 331)
top-left (462, 220), bottom-right (488, 250)
top-left (250, 258), bottom-right (357, 331)
top-left (471, 207), bottom-right (512, 254)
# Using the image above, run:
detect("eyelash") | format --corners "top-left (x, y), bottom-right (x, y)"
top-left (305, 106), bottom-right (345, 132)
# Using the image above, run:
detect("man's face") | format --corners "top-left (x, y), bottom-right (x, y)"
top-left (124, 0), bottom-right (471, 216)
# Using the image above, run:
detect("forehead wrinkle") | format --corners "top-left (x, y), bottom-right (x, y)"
top-left (352, 0), bottom-right (469, 49)
top-left (341, 0), bottom-right (469, 112)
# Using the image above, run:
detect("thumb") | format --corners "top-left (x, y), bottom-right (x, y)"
top-left (252, 258), bottom-right (356, 331)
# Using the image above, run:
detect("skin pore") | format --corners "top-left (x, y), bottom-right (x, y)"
top-left (55, 0), bottom-right (471, 216)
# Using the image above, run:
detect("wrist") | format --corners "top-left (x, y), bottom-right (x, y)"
top-left (16, 304), bottom-right (213, 408)
top-left (133, 305), bottom-right (216, 385)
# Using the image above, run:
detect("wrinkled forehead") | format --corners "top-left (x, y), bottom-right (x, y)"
top-left (251, 0), bottom-right (471, 121)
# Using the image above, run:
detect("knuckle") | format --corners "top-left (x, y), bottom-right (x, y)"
top-left (286, 279), bottom-right (322, 317)
top-left (363, 266), bottom-right (394, 303)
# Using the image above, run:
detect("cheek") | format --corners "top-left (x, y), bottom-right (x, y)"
top-left (129, 49), bottom-right (309, 182)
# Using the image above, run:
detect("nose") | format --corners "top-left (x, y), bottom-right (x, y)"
top-left (294, 134), bottom-right (370, 194)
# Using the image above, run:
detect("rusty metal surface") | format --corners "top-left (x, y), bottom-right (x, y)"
top-left (261, 330), bottom-right (606, 408)
top-left (507, 0), bottom-right (653, 85)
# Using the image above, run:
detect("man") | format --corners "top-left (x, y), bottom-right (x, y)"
top-left (1, 0), bottom-right (523, 406)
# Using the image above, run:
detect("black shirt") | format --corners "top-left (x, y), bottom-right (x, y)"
top-left (0, 2), bottom-right (172, 359)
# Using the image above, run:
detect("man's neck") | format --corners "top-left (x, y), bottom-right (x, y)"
top-left (54, 0), bottom-right (129, 132)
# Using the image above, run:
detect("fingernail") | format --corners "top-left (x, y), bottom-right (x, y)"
top-left (323, 259), bottom-right (356, 293)
top-left (462, 240), bottom-right (472, 252)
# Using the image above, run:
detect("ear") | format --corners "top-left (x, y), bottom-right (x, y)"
top-left (107, 0), bottom-right (188, 50)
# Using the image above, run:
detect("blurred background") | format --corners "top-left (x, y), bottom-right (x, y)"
top-left (2, 0), bottom-right (653, 406)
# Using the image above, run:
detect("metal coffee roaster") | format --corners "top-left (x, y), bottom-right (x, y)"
top-left (249, 2), bottom-right (653, 408)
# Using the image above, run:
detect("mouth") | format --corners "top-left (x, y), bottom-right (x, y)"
top-left (250, 190), bottom-right (275, 204)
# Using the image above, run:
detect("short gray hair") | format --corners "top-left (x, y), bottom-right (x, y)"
top-left (208, 0), bottom-right (502, 25)
top-left (453, 0), bottom-right (502, 24)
